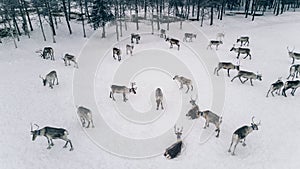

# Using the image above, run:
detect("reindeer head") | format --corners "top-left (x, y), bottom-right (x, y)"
top-left (39, 75), bottom-right (47, 86)
top-left (193, 34), bottom-right (197, 38)
top-left (173, 75), bottom-right (178, 80)
top-left (189, 94), bottom-right (198, 106)
top-left (287, 46), bottom-right (295, 57)
top-left (250, 116), bottom-right (261, 130)
top-left (130, 82), bottom-right (137, 94)
top-left (257, 72), bottom-right (262, 81)
top-left (230, 45), bottom-right (236, 51)
top-left (219, 41), bottom-right (223, 44)
top-left (165, 37), bottom-right (170, 42)
top-left (174, 125), bottom-right (183, 140)
top-left (30, 123), bottom-right (40, 141)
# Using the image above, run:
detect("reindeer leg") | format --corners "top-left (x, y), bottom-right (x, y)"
top-left (91, 119), bottom-right (95, 128)
top-left (191, 85), bottom-right (193, 91)
top-left (123, 93), bottom-right (128, 102)
top-left (179, 83), bottom-right (183, 89)
top-left (242, 139), bottom-right (246, 146)
top-left (50, 139), bottom-right (54, 146)
top-left (186, 85), bottom-right (189, 93)
top-left (161, 101), bottom-right (164, 110)
top-left (228, 141), bottom-right (233, 153)
top-left (156, 100), bottom-right (159, 110)
top-left (227, 69), bottom-right (230, 77)
top-left (238, 77), bottom-right (244, 83)
top-left (250, 79), bottom-right (253, 86)
top-left (266, 89), bottom-right (270, 97)
top-left (46, 137), bottom-right (52, 149)
top-left (231, 75), bottom-right (238, 82)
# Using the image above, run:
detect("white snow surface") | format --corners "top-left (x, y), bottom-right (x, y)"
top-left (1, 12), bottom-right (300, 169)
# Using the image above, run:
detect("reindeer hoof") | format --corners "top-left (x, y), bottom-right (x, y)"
top-left (242, 143), bottom-right (246, 147)
top-left (70, 148), bottom-right (74, 151)
top-left (47, 146), bottom-right (51, 149)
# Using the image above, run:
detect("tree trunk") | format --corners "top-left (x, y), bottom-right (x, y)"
top-left (200, 7), bottom-right (204, 27)
top-left (119, 2), bottom-right (123, 37)
top-left (62, 0), bottom-right (72, 34)
top-left (36, 6), bottom-right (47, 41)
top-left (79, 0), bottom-right (86, 38)
top-left (11, 8), bottom-right (21, 36)
top-left (151, 7), bottom-right (154, 34)
top-left (210, 6), bottom-right (213, 25)
top-left (84, 0), bottom-right (91, 21)
top-left (46, 0), bottom-right (56, 37)
top-left (18, 0), bottom-right (30, 38)
top-left (22, 0), bottom-right (33, 31)
top-left (156, 0), bottom-right (160, 30)
top-left (68, 0), bottom-right (71, 20)
top-left (167, 6), bottom-right (170, 30)
top-left (144, 0), bottom-right (147, 19)
top-left (115, 2), bottom-right (119, 41)
top-left (135, 0), bottom-right (139, 30)
top-left (102, 22), bottom-right (106, 38)
top-left (196, 0), bottom-right (200, 21)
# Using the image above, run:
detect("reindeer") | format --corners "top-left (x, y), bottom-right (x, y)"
top-left (131, 33), bottom-right (141, 44)
top-left (41, 47), bottom-right (54, 60)
top-left (164, 125), bottom-right (183, 159)
top-left (160, 29), bottom-right (166, 39)
top-left (216, 32), bottom-right (225, 40)
top-left (214, 62), bottom-right (240, 77)
top-left (287, 64), bottom-right (300, 80)
top-left (207, 40), bottom-right (223, 50)
top-left (231, 70), bottom-right (262, 86)
top-left (126, 44), bottom-right (134, 56)
top-left (287, 47), bottom-right (300, 64)
top-left (228, 116), bottom-right (261, 155)
top-left (30, 123), bottom-right (74, 151)
top-left (186, 95), bottom-right (200, 120)
top-left (62, 53), bottom-right (78, 68)
top-left (199, 110), bottom-right (222, 137)
top-left (77, 106), bottom-right (94, 128)
top-left (173, 75), bottom-right (193, 93)
top-left (39, 70), bottom-right (59, 89)
top-left (112, 47), bottom-right (121, 61)
top-left (166, 37), bottom-right (180, 50)
top-left (155, 88), bottom-right (164, 110)
top-left (230, 46), bottom-right (252, 59)
top-left (282, 80), bottom-right (300, 97)
top-left (109, 82), bottom-right (137, 102)
top-left (266, 79), bottom-right (284, 97)
top-left (236, 36), bottom-right (249, 46)
top-left (183, 33), bottom-right (197, 42)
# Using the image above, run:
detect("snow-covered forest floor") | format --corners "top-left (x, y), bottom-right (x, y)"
top-left (1, 12), bottom-right (300, 169)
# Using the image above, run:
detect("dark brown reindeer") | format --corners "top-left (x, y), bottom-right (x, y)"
top-left (228, 116), bottom-right (260, 155)
top-left (31, 123), bottom-right (74, 151)
top-left (166, 37), bottom-right (180, 50)
top-left (164, 125), bottom-right (183, 159)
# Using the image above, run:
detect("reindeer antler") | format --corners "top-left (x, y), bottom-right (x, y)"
top-left (251, 116), bottom-right (261, 126)
top-left (39, 75), bottom-right (44, 80)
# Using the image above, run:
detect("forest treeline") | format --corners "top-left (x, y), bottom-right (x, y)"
top-left (0, 0), bottom-right (299, 47)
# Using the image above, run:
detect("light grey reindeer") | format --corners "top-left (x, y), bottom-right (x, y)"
top-left (173, 75), bottom-right (193, 93)
top-left (231, 70), bottom-right (262, 86)
top-left (126, 44), bottom-right (134, 56)
top-left (199, 110), bottom-right (222, 137)
top-left (30, 123), bottom-right (74, 151)
top-left (155, 88), bottom-right (164, 110)
top-left (207, 40), bottom-right (223, 50)
top-left (39, 70), bottom-right (59, 89)
top-left (216, 32), bottom-right (225, 40)
top-left (186, 95), bottom-right (200, 120)
top-left (164, 125), bottom-right (183, 159)
top-left (287, 64), bottom-right (300, 80)
top-left (230, 46), bottom-right (252, 59)
top-left (228, 116), bottom-right (261, 155)
top-left (266, 78), bottom-right (284, 97)
top-left (183, 33), bottom-right (197, 42)
top-left (287, 47), bottom-right (300, 64)
top-left (109, 82), bottom-right (137, 102)
top-left (214, 62), bottom-right (240, 77)
top-left (160, 29), bottom-right (166, 39)
top-left (236, 36), bottom-right (249, 46)
top-left (77, 106), bottom-right (94, 128)
top-left (63, 53), bottom-right (78, 68)
top-left (282, 80), bottom-right (300, 97)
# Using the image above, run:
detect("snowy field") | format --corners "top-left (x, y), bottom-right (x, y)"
top-left (1, 12), bottom-right (300, 169)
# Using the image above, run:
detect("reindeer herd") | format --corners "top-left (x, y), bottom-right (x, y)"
top-left (30, 28), bottom-right (299, 160)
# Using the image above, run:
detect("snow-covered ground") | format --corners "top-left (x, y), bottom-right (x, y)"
top-left (1, 12), bottom-right (300, 169)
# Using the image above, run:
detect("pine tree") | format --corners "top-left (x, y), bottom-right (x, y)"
top-left (90, 0), bottom-right (114, 38)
